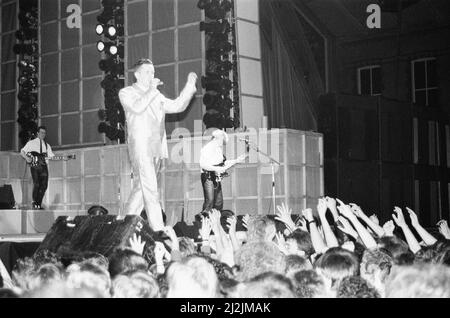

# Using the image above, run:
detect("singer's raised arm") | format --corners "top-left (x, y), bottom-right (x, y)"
top-left (163, 72), bottom-right (198, 114)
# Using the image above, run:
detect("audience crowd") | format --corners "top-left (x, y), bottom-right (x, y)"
top-left (1, 197), bottom-right (450, 298)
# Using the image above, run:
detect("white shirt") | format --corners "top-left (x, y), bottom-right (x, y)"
top-left (199, 140), bottom-right (224, 172)
top-left (21, 138), bottom-right (55, 158)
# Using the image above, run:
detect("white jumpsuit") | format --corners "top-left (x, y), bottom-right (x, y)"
top-left (119, 81), bottom-right (196, 231)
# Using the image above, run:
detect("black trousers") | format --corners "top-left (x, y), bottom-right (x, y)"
top-left (30, 165), bottom-right (48, 206)
top-left (201, 172), bottom-right (223, 212)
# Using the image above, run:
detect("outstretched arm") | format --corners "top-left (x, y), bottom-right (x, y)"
top-left (303, 208), bottom-right (328, 254)
top-left (337, 199), bottom-right (377, 249)
top-left (317, 198), bottom-right (339, 248)
top-left (163, 72), bottom-right (197, 114)
top-left (392, 207), bottom-right (421, 254)
top-left (406, 207), bottom-right (437, 246)
top-left (349, 204), bottom-right (385, 238)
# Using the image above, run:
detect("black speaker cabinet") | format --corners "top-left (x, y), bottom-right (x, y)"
top-left (0, 184), bottom-right (15, 209)
top-left (35, 215), bottom-right (157, 259)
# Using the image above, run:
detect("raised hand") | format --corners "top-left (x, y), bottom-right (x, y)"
top-left (128, 233), bottom-right (145, 255)
top-left (242, 214), bottom-right (250, 230)
top-left (187, 72), bottom-right (198, 85)
top-left (392, 206), bottom-right (407, 228)
top-left (209, 209), bottom-right (222, 229)
top-left (325, 197), bottom-right (339, 221)
top-left (437, 220), bottom-right (450, 239)
top-left (154, 241), bottom-right (166, 263)
top-left (163, 226), bottom-right (179, 251)
top-left (337, 203), bottom-right (355, 221)
top-left (369, 214), bottom-right (380, 225)
top-left (405, 207), bottom-right (420, 228)
top-left (382, 220), bottom-right (395, 236)
top-left (337, 216), bottom-right (358, 238)
top-left (302, 208), bottom-right (314, 222)
top-left (349, 203), bottom-right (365, 219)
top-left (275, 232), bottom-right (288, 255)
top-left (226, 216), bottom-right (237, 234)
top-left (199, 215), bottom-right (212, 242)
top-left (295, 217), bottom-right (308, 232)
top-left (276, 202), bottom-right (296, 232)
top-left (317, 198), bottom-right (328, 219)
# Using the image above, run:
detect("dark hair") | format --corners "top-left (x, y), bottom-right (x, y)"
top-left (108, 248), bottom-right (149, 278)
top-left (38, 126), bottom-right (47, 132)
top-left (337, 276), bottom-right (380, 298)
top-left (286, 229), bottom-right (314, 258)
top-left (87, 205), bottom-right (109, 216)
top-left (290, 269), bottom-right (326, 298)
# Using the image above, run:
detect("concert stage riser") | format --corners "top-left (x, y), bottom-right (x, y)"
top-left (0, 129), bottom-right (323, 224)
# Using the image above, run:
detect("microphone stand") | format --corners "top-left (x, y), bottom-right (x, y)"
top-left (243, 140), bottom-right (280, 214)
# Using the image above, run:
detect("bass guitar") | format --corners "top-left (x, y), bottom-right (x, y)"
top-left (26, 151), bottom-right (76, 167)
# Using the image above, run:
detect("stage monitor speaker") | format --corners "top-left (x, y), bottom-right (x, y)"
top-left (0, 184), bottom-right (15, 209)
top-left (35, 215), bottom-right (157, 260)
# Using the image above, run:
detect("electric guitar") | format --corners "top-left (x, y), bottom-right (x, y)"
top-left (26, 151), bottom-right (76, 167)
top-left (211, 154), bottom-right (247, 184)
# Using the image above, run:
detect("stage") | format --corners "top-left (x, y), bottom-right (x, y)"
top-left (0, 129), bottom-right (324, 228)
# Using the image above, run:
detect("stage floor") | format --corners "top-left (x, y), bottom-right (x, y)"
top-left (0, 209), bottom-right (85, 235)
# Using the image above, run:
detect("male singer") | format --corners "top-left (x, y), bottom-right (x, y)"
top-left (119, 58), bottom-right (197, 231)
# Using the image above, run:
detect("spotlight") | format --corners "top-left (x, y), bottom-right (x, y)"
top-left (97, 40), bottom-right (106, 52)
top-left (15, 28), bottom-right (37, 40)
top-left (97, 7), bottom-right (114, 24)
top-left (200, 20), bottom-right (230, 34)
top-left (13, 43), bottom-right (39, 55)
top-left (206, 60), bottom-right (233, 76)
top-left (201, 74), bottom-right (232, 93)
top-left (106, 25), bottom-right (117, 39)
top-left (203, 92), bottom-right (233, 110)
top-left (109, 44), bottom-right (118, 55)
top-left (107, 44), bottom-right (124, 58)
top-left (95, 23), bottom-right (105, 35)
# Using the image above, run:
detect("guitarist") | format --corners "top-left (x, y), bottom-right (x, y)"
top-left (199, 129), bottom-right (246, 213)
top-left (20, 126), bottom-right (54, 209)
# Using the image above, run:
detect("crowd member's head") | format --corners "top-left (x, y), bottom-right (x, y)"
top-left (111, 270), bottom-right (160, 298)
top-left (285, 254), bottom-right (312, 276)
top-left (199, 254), bottom-right (235, 282)
top-left (433, 240), bottom-right (450, 266)
top-left (378, 236), bottom-right (414, 265)
top-left (73, 251), bottom-right (109, 270)
top-left (108, 248), bottom-right (149, 279)
top-left (336, 276), bottom-right (380, 298)
top-left (314, 247), bottom-right (359, 294)
top-left (234, 241), bottom-right (286, 281)
top-left (66, 261), bottom-right (111, 297)
top-left (233, 272), bottom-right (295, 298)
top-left (246, 215), bottom-right (276, 242)
top-left (285, 229), bottom-right (314, 258)
top-left (360, 248), bottom-right (393, 296)
top-left (166, 256), bottom-right (219, 298)
top-left (386, 263), bottom-right (450, 298)
top-left (178, 237), bottom-right (197, 259)
top-left (27, 263), bottom-right (63, 291)
top-left (12, 257), bottom-right (37, 293)
top-left (33, 249), bottom-right (62, 267)
top-left (289, 270), bottom-right (328, 298)
top-left (24, 281), bottom-right (104, 298)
